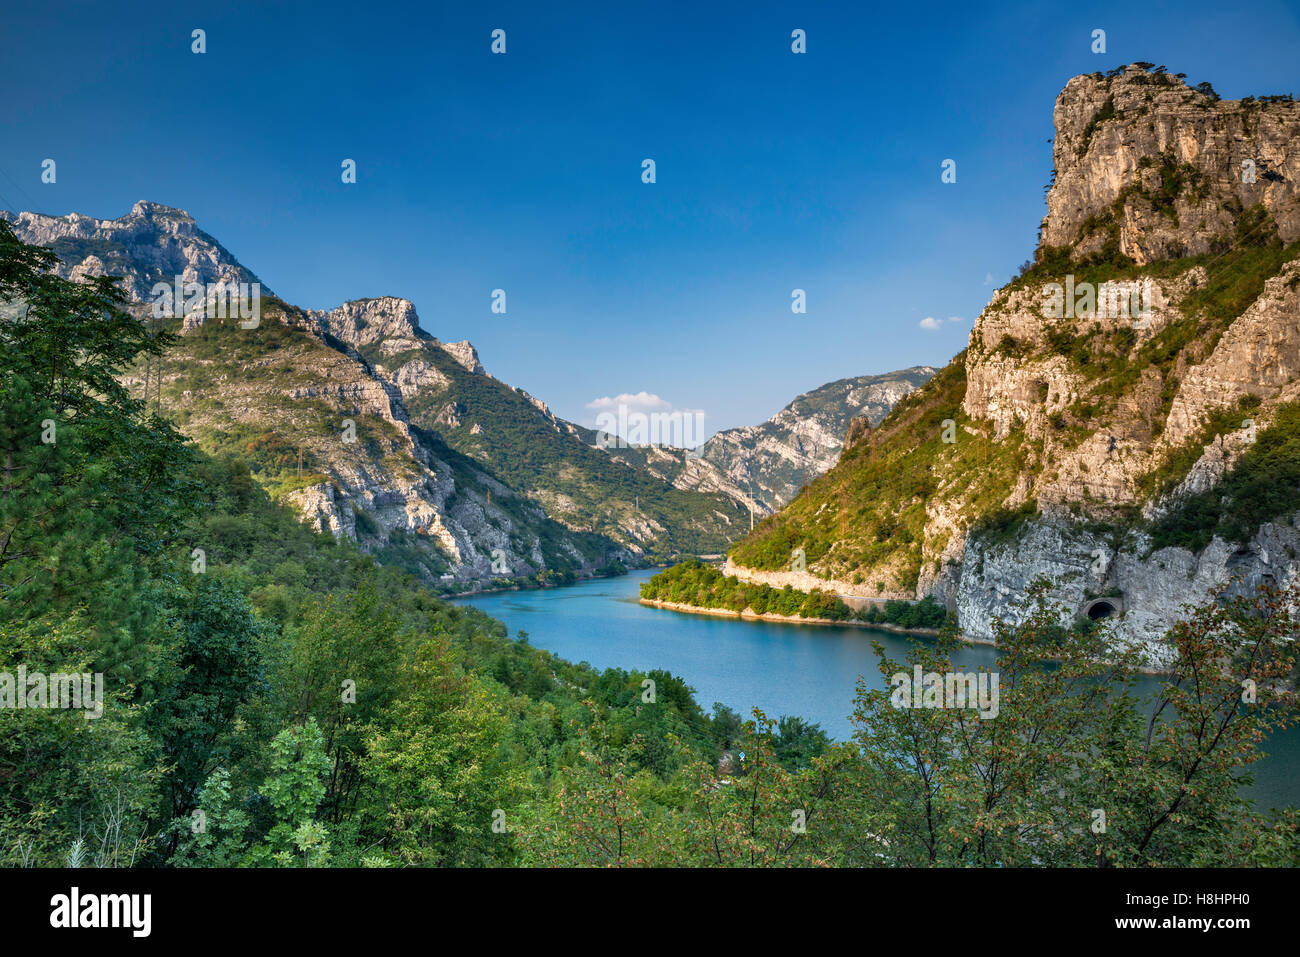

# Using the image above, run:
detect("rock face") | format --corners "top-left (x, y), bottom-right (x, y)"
top-left (1043, 64), bottom-right (1300, 262)
top-left (2, 205), bottom-right (632, 582)
top-left (286, 482), bottom-right (358, 540)
top-left (727, 65), bottom-right (1300, 663)
top-left (12, 202), bottom-right (862, 573)
top-left (441, 341), bottom-right (485, 375)
top-left (695, 368), bottom-right (936, 511)
top-left (308, 298), bottom-right (492, 379)
top-left (842, 415), bottom-right (872, 452)
top-left (0, 201), bottom-right (268, 303)
top-left (324, 301), bottom-right (752, 559)
top-left (310, 297), bottom-right (423, 352)
top-left (959, 260), bottom-right (1300, 513)
top-left (957, 517), bottom-right (1300, 669)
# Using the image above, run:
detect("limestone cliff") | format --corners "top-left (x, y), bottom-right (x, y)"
top-left (728, 65), bottom-right (1300, 663)
top-left (0, 201), bottom-right (268, 303)
top-left (1042, 64), bottom-right (1300, 262)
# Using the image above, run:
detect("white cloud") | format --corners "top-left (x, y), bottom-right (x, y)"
top-left (584, 392), bottom-right (709, 449)
top-left (585, 391), bottom-right (672, 415)
top-left (919, 315), bottom-right (963, 330)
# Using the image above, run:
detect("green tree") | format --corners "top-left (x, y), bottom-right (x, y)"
top-left (253, 718), bottom-right (332, 867)
top-left (0, 617), bottom-right (160, 867)
top-left (362, 639), bottom-right (520, 865)
top-left (271, 582), bottom-right (405, 823)
top-left (169, 767), bottom-right (252, 868)
top-left (0, 219), bottom-right (194, 684)
top-left (147, 575), bottom-right (268, 845)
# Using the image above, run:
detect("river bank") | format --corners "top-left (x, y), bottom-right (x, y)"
top-left (639, 596), bottom-right (1176, 674)
top-left (639, 597), bottom-right (945, 638)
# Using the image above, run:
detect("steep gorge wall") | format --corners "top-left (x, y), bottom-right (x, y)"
top-left (1043, 64), bottom-right (1300, 261)
top-left (726, 65), bottom-right (1300, 660)
top-left (951, 68), bottom-right (1300, 652)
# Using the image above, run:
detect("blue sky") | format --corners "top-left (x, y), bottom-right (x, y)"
top-left (2, 0), bottom-right (1298, 438)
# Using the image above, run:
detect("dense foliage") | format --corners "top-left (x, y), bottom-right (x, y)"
top-left (639, 559), bottom-right (854, 621)
top-left (640, 560), bottom-right (953, 630)
top-left (1151, 402), bottom-right (1300, 551)
top-left (858, 596), bottom-right (951, 630)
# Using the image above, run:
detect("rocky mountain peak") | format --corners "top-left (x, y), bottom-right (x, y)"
top-left (309, 298), bottom-right (488, 376)
top-left (1042, 64), bottom-right (1300, 264)
top-left (1, 200), bottom-right (267, 303)
top-left (128, 200), bottom-right (196, 222)
top-left (441, 340), bottom-right (485, 375)
top-left (311, 297), bottom-right (424, 350)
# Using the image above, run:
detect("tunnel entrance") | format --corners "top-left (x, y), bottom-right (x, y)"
top-left (1086, 600), bottom-right (1117, 620)
top-left (1079, 595), bottom-right (1124, 623)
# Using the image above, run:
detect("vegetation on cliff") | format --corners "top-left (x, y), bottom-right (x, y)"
top-left (641, 561), bottom-right (955, 630)
top-left (727, 357), bottom-right (1033, 592)
top-left (1151, 401), bottom-right (1300, 552)
top-left (726, 85), bottom-right (1300, 598)
top-left (639, 559), bottom-right (854, 620)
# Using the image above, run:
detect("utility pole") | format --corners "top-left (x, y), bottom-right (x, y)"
top-left (147, 311), bottom-right (163, 412)
top-left (840, 474), bottom-right (849, 539)
top-left (794, 435), bottom-right (820, 494)
top-left (743, 458), bottom-right (756, 531)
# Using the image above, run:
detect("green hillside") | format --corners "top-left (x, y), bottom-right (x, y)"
top-left (360, 334), bottom-right (751, 559)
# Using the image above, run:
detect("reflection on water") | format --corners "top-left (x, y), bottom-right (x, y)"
top-left (456, 569), bottom-right (1299, 811)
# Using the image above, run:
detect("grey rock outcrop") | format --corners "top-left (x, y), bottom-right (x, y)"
top-left (0, 201), bottom-right (269, 304)
top-left (1043, 65), bottom-right (1300, 262)
top-left (957, 513), bottom-right (1300, 668)
top-left (442, 340), bottom-right (485, 375)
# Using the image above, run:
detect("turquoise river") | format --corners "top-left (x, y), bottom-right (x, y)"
top-left (456, 568), bottom-right (1299, 810)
